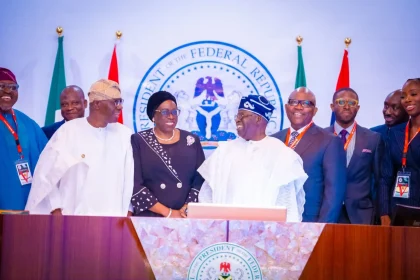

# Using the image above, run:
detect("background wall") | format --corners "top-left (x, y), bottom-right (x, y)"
top-left (1, 0), bottom-right (419, 130)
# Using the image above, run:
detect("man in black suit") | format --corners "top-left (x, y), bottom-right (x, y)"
top-left (371, 89), bottom-right (409, 141)
top-left (326, 88), bottom-right (383, 224)
top-left (42, 85), bottom-right (87, 139)
top-left (272, 87), bottom-right (347, 223)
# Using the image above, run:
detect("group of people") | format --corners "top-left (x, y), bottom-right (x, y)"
top-left (1, 66), bottom-right (419, 225)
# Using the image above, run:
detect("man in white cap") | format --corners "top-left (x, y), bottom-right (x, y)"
top-left (26, 79), bottom-right (134, 216)
top-left (197, 95), bottom-right (308, 222)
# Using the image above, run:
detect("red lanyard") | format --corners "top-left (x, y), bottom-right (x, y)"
top-left (334, 122), bottom-right (357, 151)
top-left (402, 121), bottom-right (420, 168)
top-left (0, 109), bottom-right (23, 159)
top-left (285, 121), bottom-right (313, 150)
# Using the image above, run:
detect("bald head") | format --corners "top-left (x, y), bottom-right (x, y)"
top-left (60, 85), bottom-right (87, 121)
top-left (383, 89), bottom-right (408, 126)
top-left (289, 87), bottom-right (317, 105)
top-left (60, 85), bottom-right (84, 99)
top-left (386, 89), bottom-right (402, 100)
top-left (286, 87), bottom-right (318, 130)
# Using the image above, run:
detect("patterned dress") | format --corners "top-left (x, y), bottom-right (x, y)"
top-left (131, 129), bottom-right (205, 217)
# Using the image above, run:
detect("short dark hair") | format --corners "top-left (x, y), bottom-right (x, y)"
top-left (405, 78), bottom-right (420, 85)
top-left (332, 87), bottom-right (359, 102)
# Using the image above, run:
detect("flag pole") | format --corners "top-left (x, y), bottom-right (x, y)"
top-left (56, 26), bottom-right (63, 37)
top-left (329, 37), bottom-right (352, 125)
top-left (296, 35), bottom-right (303, 46)
top-left (344, 37), bottom-right (352, 49)
top-left (116, 30), bottom-right (122, 40)
top-left (110, 30), bottom-right (123, 124)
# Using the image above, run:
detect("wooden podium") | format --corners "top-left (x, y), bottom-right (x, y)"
top-left (0, 215), bottom-right (420, 280)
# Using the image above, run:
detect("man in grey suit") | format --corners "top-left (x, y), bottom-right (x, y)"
top-left (272, 87), bottom-right (346, 223)
top-left (326, 88), bottom-right (383, 224)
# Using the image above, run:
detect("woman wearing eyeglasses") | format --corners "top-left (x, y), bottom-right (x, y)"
top-left (130, 91), bottom-right (205, 218)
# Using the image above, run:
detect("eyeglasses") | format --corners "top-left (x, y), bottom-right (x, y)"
top-left (288, 99), bottom-right (315, 108)
top-left (155, 109), bottom-right (181, 117)
top-left (96, 98), bottom-right (124, 106)
top-left (234, 113), bottom-right (254, 121)
top-left (113, 98), bottom-right (124, 106)
top-left (335, 98), bottom-right (358, 107)
top-left (0, 83), bottom-right (19, 92)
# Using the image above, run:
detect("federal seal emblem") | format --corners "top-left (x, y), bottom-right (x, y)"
top-left (134, 41), bottom-right (283, 149)
top-left (187, 242), bottom-right (262, 280)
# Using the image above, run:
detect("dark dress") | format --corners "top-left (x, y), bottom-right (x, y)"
top-left (131, 129), bottom-right (205, 217)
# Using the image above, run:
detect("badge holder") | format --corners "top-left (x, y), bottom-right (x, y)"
top-left (15, 159), bottom-right (33, 186)
top-left (393, 170), bottom-right (410, 199)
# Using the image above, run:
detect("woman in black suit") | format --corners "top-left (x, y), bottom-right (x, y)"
top-left (380, 78), bottom-right (420, 225)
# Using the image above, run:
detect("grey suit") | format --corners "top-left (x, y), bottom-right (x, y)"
top-left (325, 124), bottom-right (383, 224)
top-left (272, 124), bottom-right (347, 223)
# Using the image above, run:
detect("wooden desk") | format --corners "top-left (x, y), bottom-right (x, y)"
top-left (0, 215), bottom-right (154, 280)
top-left (1, 215), bottom-right (420, 279)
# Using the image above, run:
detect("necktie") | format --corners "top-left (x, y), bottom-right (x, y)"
top-left (288, 131), bottom-right (299, 146)
top-left (339, 129), bottom-right (348, 145)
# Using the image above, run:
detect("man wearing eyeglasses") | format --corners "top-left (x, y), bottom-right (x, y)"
top-left (198, 95), bottom-right (308, 222)
top-left (0, 67), bottom-right (48, 212)
top-left (26, 79), bottom-right (134, 217)
top-left (272, 87), bottom-right (347, 223)
top-left (42, 85), bottom-right (87, 140)
top-left (326, 88), bottom-right (383, 224)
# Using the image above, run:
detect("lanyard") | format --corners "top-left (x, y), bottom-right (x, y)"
top-left (334, 122), bottom-right (357, 151)
top-left (0, 109), bottom-right (23, 159)
top-left (402, 120), bottom-right (420, 168)
top-left (285, 121), bottom-right (313, 150)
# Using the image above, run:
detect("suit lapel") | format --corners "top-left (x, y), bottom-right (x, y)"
top-left (347, 125), bottom-right (365, 170)
top-left (325, 126), bottom-right (334, 134)
top-left (294, 124), bottom-right (318, 155)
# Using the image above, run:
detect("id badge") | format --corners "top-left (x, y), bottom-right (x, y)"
top-left (15, 159), bottom-right (33, 186)
top-left (393, 171), bottom-right (410, 199)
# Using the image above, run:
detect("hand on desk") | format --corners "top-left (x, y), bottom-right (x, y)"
top-left (51, 209), bottom-right (62, 215)
top-left (381, 215), bottom-right (391, 226)
top-left (180, 204), bottom-right (188, 218)
top-left (170, 209), bottom-right (184, 218)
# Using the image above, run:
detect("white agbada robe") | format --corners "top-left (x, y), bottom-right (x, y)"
top-left (198, 136), bottom-right (308, 222)
top-left (25, 118), bottom-right (134, 216)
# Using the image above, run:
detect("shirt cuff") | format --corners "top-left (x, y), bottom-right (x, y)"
top-left (185, 188), bottom-right (200, 204)
top-left (131, 187), bottom-right (158, 214)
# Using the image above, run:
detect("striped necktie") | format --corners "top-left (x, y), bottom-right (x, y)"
top-left (288, 131), bottom-right (299, 146)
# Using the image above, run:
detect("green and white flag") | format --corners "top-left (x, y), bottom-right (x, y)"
top-left (44, 36), bottom-right (66, 126)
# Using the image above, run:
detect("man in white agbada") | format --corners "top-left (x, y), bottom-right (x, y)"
top-left (197, 95), bottom-right (308, 222)
top-left (25, 79), bottom-right (134, 216)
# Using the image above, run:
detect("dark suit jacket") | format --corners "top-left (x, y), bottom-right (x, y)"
top-left (371, 124), bottom-right (389, 141)
top-left (326, 124), bottom-right (383, 224)
top-left (272, 124), bottom-right (347, 223)
top-left (370, 124), bottom-right (390, 146)
top-left (380, 122), bottom-right (420, 217)
top-left (42, 120), bottom-right (65, 140)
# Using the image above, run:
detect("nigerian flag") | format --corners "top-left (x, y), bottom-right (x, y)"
top-left (44, 36), bottom-right (66, 126)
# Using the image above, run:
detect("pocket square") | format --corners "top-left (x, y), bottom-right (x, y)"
top-left (362, 149), bottom-right (372, 153)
